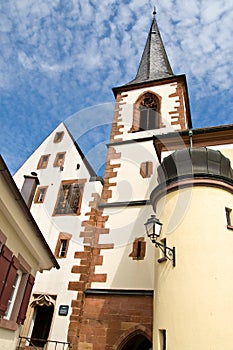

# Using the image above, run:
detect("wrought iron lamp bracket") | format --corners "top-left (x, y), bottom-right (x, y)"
top-left (154, 241), bottom-right (176, 267)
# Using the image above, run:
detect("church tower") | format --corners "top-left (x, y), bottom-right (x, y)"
top-left (70, 10), bottom-right (192, 350)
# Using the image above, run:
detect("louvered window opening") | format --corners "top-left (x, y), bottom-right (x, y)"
top-left (139, 95), bottom-right (160, 131)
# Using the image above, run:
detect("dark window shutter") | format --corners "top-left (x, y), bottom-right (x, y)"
top-left (148, 161), bottom-right (153, 176)
top-left (140, 161), bottom-right (153, 178)
top-left (139, 241), bottom-right (146, 259)
top-left (0, 255), bottom-right (19, 316)
top-left (55, 184), bottom-right (69, 214)
top-left (139, 108), bottom-right (148, 130)
top-left (155, 111), bottom-right (160, 128)
top-left (148, 109), bottom-right (155, 129)
top-left (140, 162), bottom-right (146, 178)
top-left (63, 184), bottom-right (71, 213)
top-left (150, 108), bottom-right (160, 129)
top-left (129, 239), bottom-right (146, 260)
top-left (68, 184), bottom-right (81, 213)
top-left (0, 245), bottom-right (13, 297)
top-left (139, 93), bottom-right (160, 131)
top-left (17, 274), bottom-right (35, 324)
top-left (129, 240), bottom-right (139, 258)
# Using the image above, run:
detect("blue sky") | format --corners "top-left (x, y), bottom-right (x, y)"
top-left (0, 0), bottom-right (233, 176)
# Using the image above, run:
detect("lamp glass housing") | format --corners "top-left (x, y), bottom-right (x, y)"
top-left (144, 214), bottom-right (163, 242)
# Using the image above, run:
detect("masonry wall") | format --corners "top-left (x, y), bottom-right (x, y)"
top-left (77, 294), bottom-right (153, 350)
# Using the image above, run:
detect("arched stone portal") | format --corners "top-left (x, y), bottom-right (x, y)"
top-left (115, 328), bottom-right (152, 350)
top-left (120, 333), bottom-right (152, 350)
top-left (29, 294), bottom-right (55, 348)
top-left (30, 304), bottom-right (54, 347)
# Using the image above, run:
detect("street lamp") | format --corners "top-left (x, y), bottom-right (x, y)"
top-left (144, 214), bottom-right (176, 267)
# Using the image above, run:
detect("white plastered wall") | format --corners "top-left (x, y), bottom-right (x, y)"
top-left (14, 122), bottom-right (103, 343)
top-left (114, 82), bottom-right (187, 142)
top-left (91, 205), bottom-right (156, 290)
top-left (108, 142), bottom-right (160, 202)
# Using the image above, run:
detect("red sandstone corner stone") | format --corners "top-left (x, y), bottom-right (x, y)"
top-left (74, 251), bottom-right (89, 259)
top-left (92, 273), bottom-right (107, 282)
top-left (68, 281), bottom-right (85, 291)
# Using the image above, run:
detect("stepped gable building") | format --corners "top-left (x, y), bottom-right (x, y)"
top-left (14, 122), bottom-right (103, 349)
top-left (14, 10), bottom-right (233, 350)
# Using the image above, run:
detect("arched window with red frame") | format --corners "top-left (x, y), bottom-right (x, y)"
top-left (139, 93), bottom-right (160, 130)
top-left (130, 92), bottom-right (161, 132)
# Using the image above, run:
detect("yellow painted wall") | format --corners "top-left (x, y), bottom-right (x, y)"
top-left (0, 328), bottom-right (20, 350)
top-left (153, 185), bottom-right (233, 349)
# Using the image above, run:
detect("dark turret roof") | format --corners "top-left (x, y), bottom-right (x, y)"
top-left (125, 10), bottom-right (174, 86)
top-left (157, 147), bottom-right (233, 185)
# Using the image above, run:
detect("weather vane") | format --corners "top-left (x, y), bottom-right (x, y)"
top-left (153, 6), bottom-right (157, 17)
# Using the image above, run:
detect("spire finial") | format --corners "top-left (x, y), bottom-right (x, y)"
top-left (153, 6), bottom-right (156, 18)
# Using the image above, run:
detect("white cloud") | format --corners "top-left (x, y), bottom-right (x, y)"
top-left (0, 0), bottom-right (233, 174)
top-left (0, 14), bottom-right (12, 32)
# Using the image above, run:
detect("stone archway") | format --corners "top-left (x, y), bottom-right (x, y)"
top-left (120, 333), bottom-right (152, 350)
top-left (114, 326), bottom-right (152, 350)
top-left (28, 294), bottom-right (55, 348)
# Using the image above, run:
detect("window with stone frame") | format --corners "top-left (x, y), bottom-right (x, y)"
top-left (139, 93), bottom-right (160, 130)
top-left (140, 161), bottom-right (153, 178)
top-left (34, 186), bottom-right (48, 204)
top-left (54, 233), bottom-right (72, 258)
top-left (159, 329), bottom-right (167, 350)
top-left (37, 154), bottom-right (50, 169)
top-left (130, 92), bottom-right (161, 132)
top-left (53, 180), bottom-right (86, 216)
top-left (129, 237), bottom-right (146, 260)
top-left (226, 207), bottom-right (233, 230)
top-left (53, 152), bottom-right (66, 167)
top-left (53, 131), bottom-right (64, 143)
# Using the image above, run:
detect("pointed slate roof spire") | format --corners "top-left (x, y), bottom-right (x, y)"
top-left (126, 8), bottom-right (174, 86)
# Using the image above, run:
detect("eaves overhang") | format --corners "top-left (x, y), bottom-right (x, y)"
top-left (112, 74), bottom-right (186, 96)
top-left (0, 155), bottom-right (60, 270)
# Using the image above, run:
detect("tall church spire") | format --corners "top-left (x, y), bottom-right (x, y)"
top-left (126, 9), bottom-right (174, 86)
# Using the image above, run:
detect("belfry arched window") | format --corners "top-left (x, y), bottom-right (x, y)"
top-left (130, 92), bottom-right (161, 132)
top-left (139, 93), bottom-right (160, 130)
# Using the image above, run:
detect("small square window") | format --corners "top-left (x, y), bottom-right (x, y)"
top-left (54, 152), bottom-right (66, 167)
top-left (54, 233), bottom-right (72, 258)
top-left (226, 207), bottom-right (233, 230)
top-left (129, 238), bottom-right (146, 260)
top-left (34, 186), bottom-right (48, 204)
top-left (37, 154), bottom-right (50, 169)
top-left (159, 329), bottom-right (167, 350)
top-left (53, 131), bottom-right (64, 143)
top-left (140, 161), bottom-right (153, 178)
top-left (59, 240), bottom-right (68, 257)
